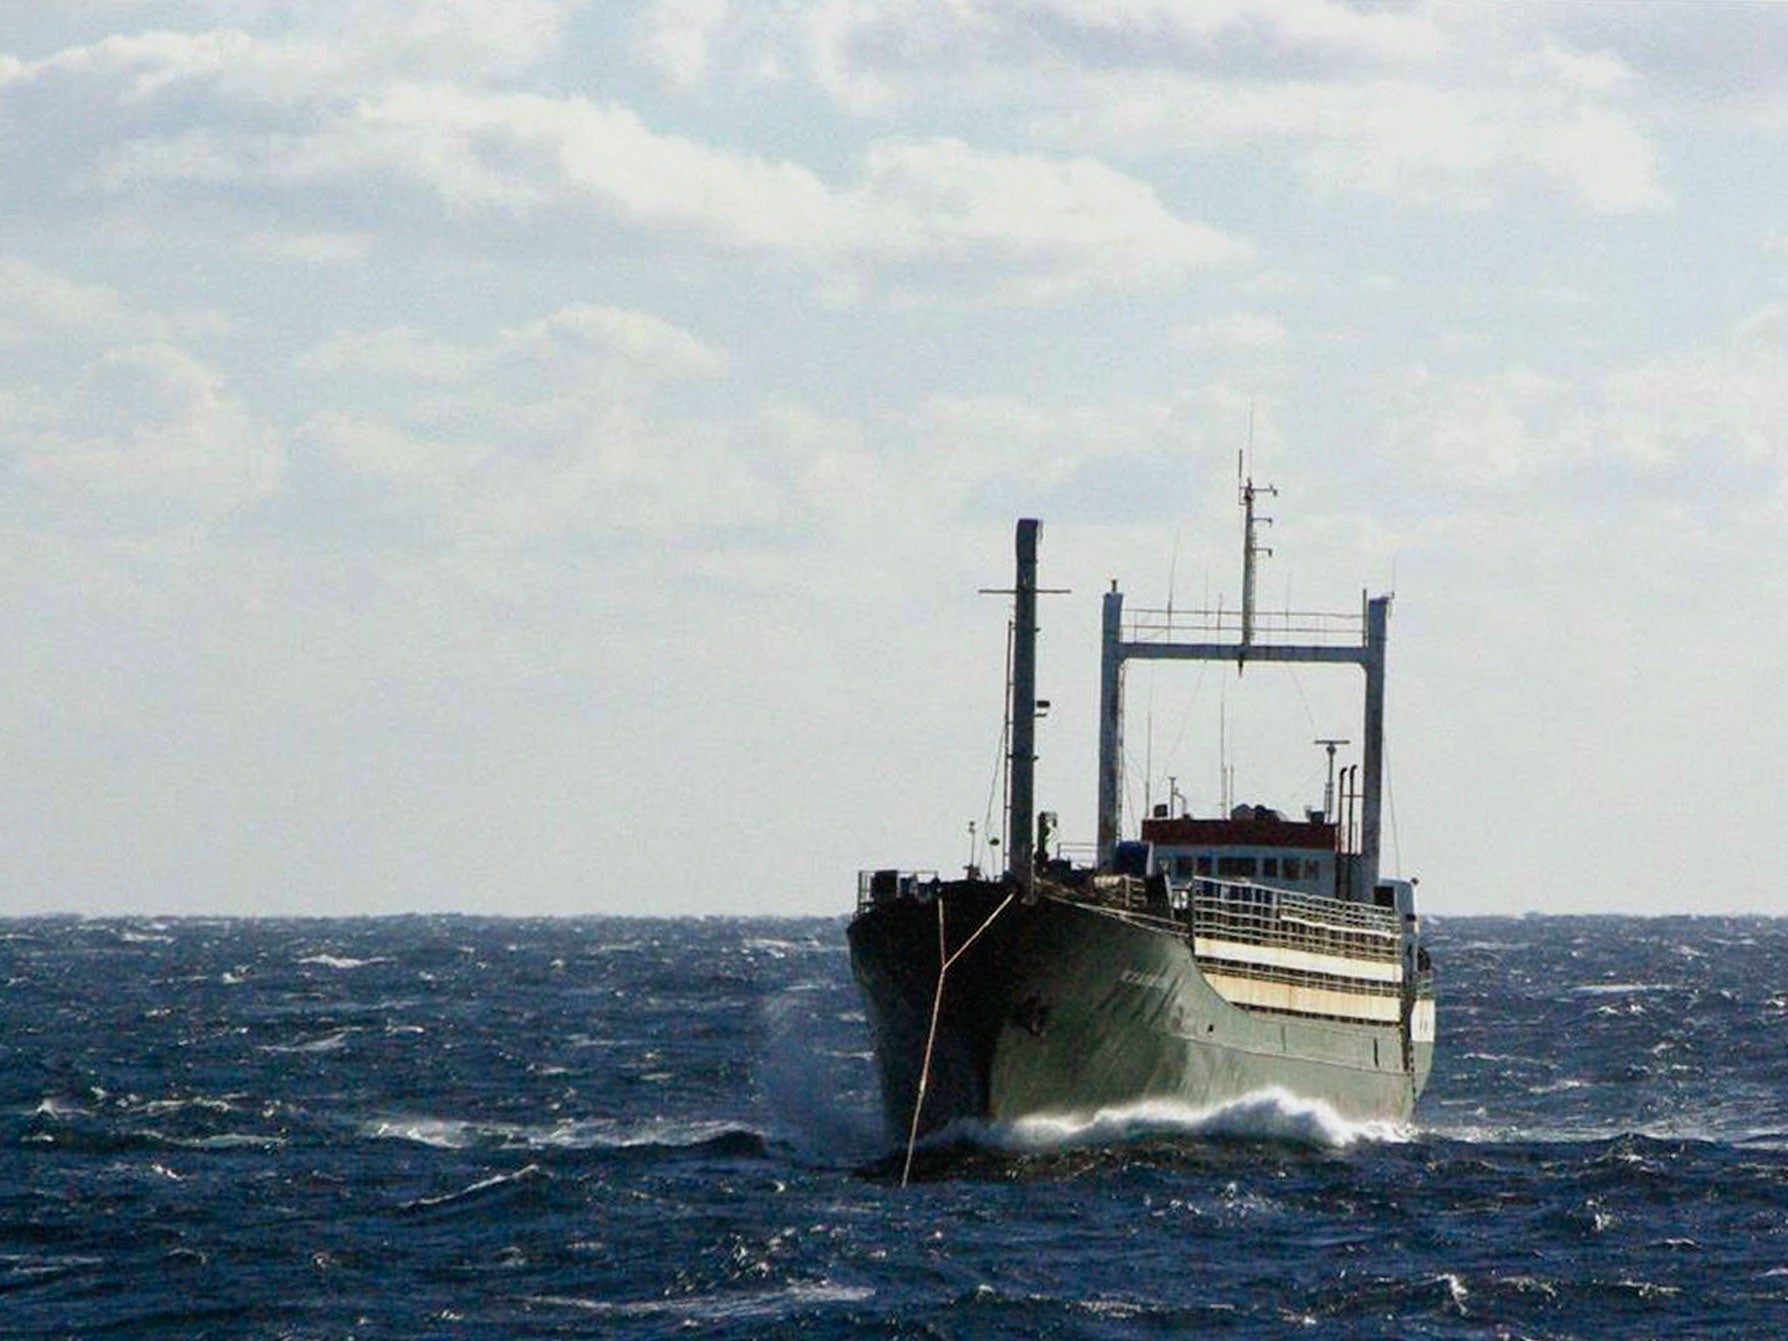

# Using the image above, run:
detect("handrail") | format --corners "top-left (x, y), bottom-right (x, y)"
top-left (1186, 877), bottom-right (1402, 967)
top-left (856, 869), bottom-right (941, 913)
top-left (1188, 877), bottom-right (1401, 932)
top-left (1126, 604), bottom-right (1364, 644)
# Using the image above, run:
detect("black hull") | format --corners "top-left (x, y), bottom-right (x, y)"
top-left (848, 883), bottom-right (1432, 1142)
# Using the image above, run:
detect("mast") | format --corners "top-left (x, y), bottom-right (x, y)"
top-left (1007, 519), bottom-right (1040, 889)
top-left (1094, 486), bottom-right (1391, 897)
top-left (1238, 470), bottom-right (1275, 661)
top-left (1096, 580), bottom-right (1125, 868)
top-left (1359, 593), bottom-right (1389, 902)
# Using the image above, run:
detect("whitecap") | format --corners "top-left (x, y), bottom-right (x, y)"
top-left (140, 1096), bottom-right (240, 1116)
top-left (948, 1087), bottom-right (1412, 1156)
top-left (1437, 1272), bottom-right (1469, 1312)
top-left (530, 1281), bottom-right (873, 1322)
top-left (30, 1097), bottom-right (87, 1118)
top-left (406, 1163), bottom-right (546, 1209)
top-left (362, 1114), bottom-right (756, 1151)
top-left (529, 1117), bottom-right (751, 1150)
top-left (297, 954), bottom-right (389, 970)
top-left (365, 1117), bottom-right (477, 1149)
top-left (259, 1028), bottom-right (359, 1054)
top-left (151, 1131), bottom-right (287, 1151)
top-left (1572, 982), bottom-right (1672, 995)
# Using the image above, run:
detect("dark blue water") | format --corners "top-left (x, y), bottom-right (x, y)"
top-left (4, 915), bottom-right (1787, 1338)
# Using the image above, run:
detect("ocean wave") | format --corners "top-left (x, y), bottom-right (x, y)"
top-left (529, 1281), bottom-right (873, 1323)
top-left (942, 1088), bottom-right (1412, 1157)
top-left (402, 1163), bottom-right (548, 1212)
top-left (1572, 982), bottom-right (1674, 995)
top-left (363, 1114), bottom-right (768, 1157)
top-left (258, 1028), bottom-right (360, 1054)
top-left (297, 954), bottom-right (390, 970)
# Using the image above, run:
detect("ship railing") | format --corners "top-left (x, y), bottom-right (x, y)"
top-left (1125, 604), bottom-right (1365, 646)
top-left (856, 869), bottom-right (942, 913)
top-left (1187, 878), bottom-right (1402, 960)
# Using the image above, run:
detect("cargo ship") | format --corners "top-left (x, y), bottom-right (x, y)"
top-left (847, 493), bottom-right (1435, 1168)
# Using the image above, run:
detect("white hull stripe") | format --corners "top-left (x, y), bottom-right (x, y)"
top-left (1201, 971), bottom-right (1403, 1023)
top-left (1194, 936), bottom-right (1404, 984)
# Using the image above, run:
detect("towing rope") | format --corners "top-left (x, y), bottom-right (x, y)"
top-left (900, 889), bottom-right (1017, 1187)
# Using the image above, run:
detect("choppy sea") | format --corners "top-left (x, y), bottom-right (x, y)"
top-left (3, 915), bottom-right (1788, 1338)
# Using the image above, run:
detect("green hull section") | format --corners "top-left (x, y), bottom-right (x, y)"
top-left (848, 883), bottom-right (1432, 1141)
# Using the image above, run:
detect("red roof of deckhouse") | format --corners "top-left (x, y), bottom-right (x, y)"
top-left (1139, 815), bottom-right (1338, 851)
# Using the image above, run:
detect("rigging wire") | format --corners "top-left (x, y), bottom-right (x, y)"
top-left (1161, 658), bottom-right (1210, 769)
top-left (1387, 736), bottom-right (1403, 877)
top-left (976, 620), bottom-right (1013, 872)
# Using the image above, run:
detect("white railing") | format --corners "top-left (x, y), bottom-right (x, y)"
top-left (1126, 605), bottom-right (1364, 646)
top-left (1187, 877), bottom-right (1401, 960)
top-left (855, 869), bottom-right (941, 912)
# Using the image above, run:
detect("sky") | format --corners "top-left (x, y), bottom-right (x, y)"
top-left (3, 0), bottom-right (1786, 919)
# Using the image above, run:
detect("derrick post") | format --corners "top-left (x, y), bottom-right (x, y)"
top-left (1358, 594), bottom-right (1390, 902)
top-left (1008, 520), bottom-right (1041, 889)
top-left (1096, 582), bottom-right (1125, 869)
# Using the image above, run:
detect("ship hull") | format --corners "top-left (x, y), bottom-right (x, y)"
top-left (848, 883), bottom-right (1432, 1141)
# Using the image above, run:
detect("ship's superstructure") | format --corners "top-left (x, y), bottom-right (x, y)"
top-left (847, 492), bottom-right (1435, 1167)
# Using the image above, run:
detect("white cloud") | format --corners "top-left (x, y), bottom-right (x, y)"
top-left (244, 229), bottom-right (372, 264)
top-left (83, 76), bottom-right (1243, 300)
top-left (0, 254), bottom-right (229, 347)
top-left (1176, 311), bottom-right (1287, 353)
top-left (302, 326), bottom-right (483, 383)
top-left (670, 4), bottom-right (1669, 216)
top-left (800, 0), bottom-right (1444, 109)
top-left (847, 137), bottom-right (1246, 299)
top-left (1373, 308), bottom-right (1788, 501)
top-left (0, 255), bottom-right (141, 343)
top-left (288, 302), bottom-right (758, 549)
top-left (7, 343), bottom-right (280, 522)
top-left (634, 0), bottom-right (732, 87)
top-left (1042, 70), bottom-right (1667, 214)
top-left (7, 16), bottom-right (1251, 302)
top-left (304, 304), bottom-right (728, 388)
top-left (18, 1), bottom-right (571, 96)
top-left (1523, 35), bottom-right (1636, 95)
top-left (1529, 104), bottom-right (1668, 216)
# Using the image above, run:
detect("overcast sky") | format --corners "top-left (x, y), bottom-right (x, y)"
top-left (3, 1), bottom-right (1785, 919)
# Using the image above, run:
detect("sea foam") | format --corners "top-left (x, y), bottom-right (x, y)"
top-left (948, 1087), bottom-right (1413, 1155)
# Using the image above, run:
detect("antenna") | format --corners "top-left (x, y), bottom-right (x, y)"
top-left (1238, 412), bottom-right (1276, 662)
top-left (1314, 738), bottom-right (1350, 823)
top-left (1240, 477), bottom-right (1276, 652)
top-left (1218, 684), bottom-right (1228, 817)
